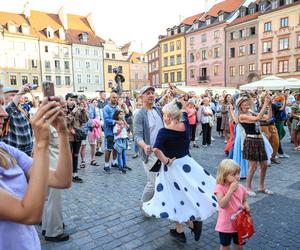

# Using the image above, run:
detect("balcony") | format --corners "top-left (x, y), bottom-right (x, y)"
top-left (198, 76), bottom-right (209, 82)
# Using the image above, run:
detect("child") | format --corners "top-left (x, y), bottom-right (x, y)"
top-left (113, 110), bottom-right (129, 174)
top-left (215, 159), bottom-right (250, 250)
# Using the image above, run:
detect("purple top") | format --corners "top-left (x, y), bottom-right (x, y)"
top-left (0, 142), bottom-right (40, 250)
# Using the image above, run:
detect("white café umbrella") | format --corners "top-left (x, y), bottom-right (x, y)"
top-left (239, 76), bottom-right (286, 90)
top-left (284, 78), bottom-right (300, 89)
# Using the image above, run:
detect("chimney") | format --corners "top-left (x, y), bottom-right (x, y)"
top-left (86, 12), bottom-right (95, 33)
top-left (58, 6), bottom-right (68, 29)
top-left (22, 1), bottom-right (30, 19)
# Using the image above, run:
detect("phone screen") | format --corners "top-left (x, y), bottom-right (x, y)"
top-left (42, 81), bottom-right (55, 97)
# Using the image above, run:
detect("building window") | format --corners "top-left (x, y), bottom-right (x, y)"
top-left (31, 59), bottom-right (38, 68)
top-left (86, 61), bottom-right (91, 69)
top-left (262, 62), bottom-right (272, 75)
top-left (55, 60), bottom-right (60, 70)
top-left (296, 58), bottom-right (300, 71)
top-left (264, 22), bottom-right (271, 32)
top-left (164, 72), bottom-right (168, 83)
top-left (214, 47), bottom-right (220, 58)
top-left (77, 74), bottom-right (82, 84)
top-left (279, 38), bottom-right (289, 50)
top-left (76, 48), bottom-right (80, 54)
top-left (239, 29), bottom-right (246, 38)
top-left (229, 66), bottom-right (236, 77)
top-left (94, 62), bottom-right (99, 70)
top-left (64, 61), bottom-right (70, 70)
top-left (108, 65), bottom-right (112, 73)
top-left (44, 46), bottom-right (48, 52)
top-left (45, 60), bottom-right (50, 69)
top-left (190, 69), bottom-right (195, 79)
top-left (285, 0), bottom-right (292, 4)
top-left (214, 30), bottom-right (220, 39)
top-left (272, 0), bottom-right (279, 9)
top-left (239, 65), bottom-right (245, 76)
top-left (230, 32), bottom-right (234, 40)
top-left (278, 60), bottom-right (289, 73)
top-left (163, 44), bottom-right (168, 53)
top-left (239, 46), bottom-right (246, 56)
top-left (202, 50), bottom-right (207, 60)
top-left (177, 71), bottom-right (182, 82)
top-left (85, 49), bottom-right (89, 55)
top-left (189, 53), bottom-right (195, 63)
top-left (55, 76), bottom-right (61, 86)
top-left (94, 49), bottom-right (98, 56)
top-left (45, 75), bottom-right (51, 81)
top-left (65, 76), bottom-right (71, 86)
top-left (249, 63), bottom-right (256, 72)
top-left (170, 42), bottom-right (175, 51)
top-left (76, 60), bottom-right (81, 69)
top-left (105, 53), bottom-right (109, 58)
top-left (112, 53), bottom-right (115, 59)
top-left (119, 66), bottom-right (123, 73)
top-left (33, 76), bottom-right (39, 85)
top-left (177, 55), bottom-right (182, 64)
top-left (249, 7), bottom-right (255, 14)
top-left (63, 47), bottom-right (69, 56)
top-left (280, 17), bottom-right (289, 28)
top-left (214, 65), bottom-right (220, 76)
top-left (249, 27), bottom-right (256, 36)
top-left (219, 15), bottom-right (224, 22)
top-left (263, 41), bottom-right (272, 53)
top-left (170, 72), bottom-right (175, 82)
top-left (87, 74), bottom-right (91, 83)
top-left (95, 75), bottom-right (100, 84)
top-left (176, 40), bottom-right (181, 50)
top-left (170, 56), bottom-right (175, 66)
top-left (189, 37), bottom-right (194, 46)
top-left (230, 48), bottom-right (235, 58)
top-left (164, 57), bottom-right (168, 67)
top-left (249, 43), bottom-right (256, 55)
top-left (201, 34), bottom-right (207, 42)
top-left (297, 35), bottom-right (300, 48)
top-left (10, 75), bottom-right (17, 85)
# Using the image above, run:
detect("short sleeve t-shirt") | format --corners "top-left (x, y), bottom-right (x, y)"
top-left (214, 183), bottom-right (247, 233)
top-left (147, 109), bottom-right (164, 147)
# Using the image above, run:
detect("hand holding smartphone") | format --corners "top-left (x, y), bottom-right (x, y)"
top-left (42, 81), bottom-right (55, 98)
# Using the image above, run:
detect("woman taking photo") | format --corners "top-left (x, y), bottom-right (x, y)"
top-left (0, 87), bottom-right (72, 249)
top-left (237, 94), bottom-right (273, 197)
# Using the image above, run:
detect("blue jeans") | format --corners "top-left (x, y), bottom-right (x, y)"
top-left (117, 150), bottom-right (127, 169)
top-left (134, 141), bottom-right (139, 154)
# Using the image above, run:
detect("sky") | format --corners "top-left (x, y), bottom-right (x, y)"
top-left (0, 0), bottom-right (221, 53)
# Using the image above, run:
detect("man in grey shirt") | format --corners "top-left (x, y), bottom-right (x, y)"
top-left (133, 86), bottom-right (164, 214)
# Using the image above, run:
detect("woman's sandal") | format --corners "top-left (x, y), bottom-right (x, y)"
top-left (80, 161), bottom-right (86, 168)
top-left (257, 189), bottom-right (274, 195)
top-left (90, 160), bottom-right (99, 166)
top-left (247, 190), bottom-right (257, 197)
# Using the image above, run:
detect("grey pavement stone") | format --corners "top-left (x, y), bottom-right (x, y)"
top-left (40, 130), bottom-right (299, 249)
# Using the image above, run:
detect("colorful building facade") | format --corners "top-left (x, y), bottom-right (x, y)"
top-left (146, 44), bottom-right (160, 88)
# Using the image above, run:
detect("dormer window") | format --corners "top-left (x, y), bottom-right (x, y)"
top-left (260, 2), bottom-right (266, 11)
top-left (7, 21), bottom-right (16, 33)
top-left (21, 24), bottom-right (29, 35)
top-left (240, 10), bottom-right (246, 17)
top-left (219, 14), bottom-right (224, 22)
top-left (167, 28), bottom-right (172, 36)
top-left (58, 28), bottom-right (65, 40)
top-left (174, 27), bottom-right (178, 34)
top-left (271, 0), bottom-right (279, 9)
top-left (46, 27), bottom-right (54, 39)
top-left (180, 26), bottom-right (185, 33)
top-left (285, 0), bottom-right (293, 4)
top-left (249, 7), bottom-right (256, 14)
top-left (79, 32), bottom-right (88, 42)
top-left (206, 18), bottom-right (211, 25)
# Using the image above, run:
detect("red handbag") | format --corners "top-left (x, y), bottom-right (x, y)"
top-left (235, 209), bottom-right (255, 245)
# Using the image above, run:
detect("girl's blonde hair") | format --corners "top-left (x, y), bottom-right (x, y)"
top-left (162, 100), bottom-right (182, 121)
top-left (216, 159), bottom-right (240, 185)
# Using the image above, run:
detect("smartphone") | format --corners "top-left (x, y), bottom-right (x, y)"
top-left (42, 81), bottom-right (55, 97)
top-left (30, 83), bottom-right (38, 90)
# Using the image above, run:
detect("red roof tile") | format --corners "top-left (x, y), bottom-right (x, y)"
top-left (181, 12), bottom-right (205, 25)
top-left (206, 0), bottom-right (245, 17)
top-left (229, 12), bottom-right (259, 26)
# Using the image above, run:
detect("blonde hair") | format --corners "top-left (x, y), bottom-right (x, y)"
top-left (216, 159), bottom-right (240, 185)
top-left (162, 100), bottom-right (182, 121)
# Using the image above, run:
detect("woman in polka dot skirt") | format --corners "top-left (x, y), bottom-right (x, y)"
top-left (142, 100), bottom-right (218, 243)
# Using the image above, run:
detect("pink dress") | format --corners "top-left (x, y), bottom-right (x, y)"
top-left (214, 183), bottom-right (247, 233)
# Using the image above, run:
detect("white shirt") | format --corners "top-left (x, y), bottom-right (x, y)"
top-left (147, 109), bottom-right (164, 147)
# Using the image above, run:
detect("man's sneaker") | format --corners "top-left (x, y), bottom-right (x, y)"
top-left (45, 233), bottom-right (69, 242)
top-left (124, 165), bottom-right (132, 171)
top-left (111, 163), bottom-right (118, 168)
top-left (95, 151), bottom-right (103, 157)
top-left (278, 154), bottom-right (290, 158)
top-left (121, 169), bottom-right (127, 174)
top-left (169, 229), bottom-right (186, 243)
top-left (104, 166), bottom-right (111, 173)
top-left (72, 176), bottom-right (83, 183)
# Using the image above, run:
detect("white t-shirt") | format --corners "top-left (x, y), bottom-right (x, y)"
top-left (147, 109), bottom-right (164, 147)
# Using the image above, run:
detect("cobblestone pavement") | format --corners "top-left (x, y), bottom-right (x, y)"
top-left (40, 132), bottom-right (300, 250)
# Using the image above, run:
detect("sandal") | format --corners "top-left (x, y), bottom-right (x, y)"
top-left (90, 160), bottom-right (99, 166)
top-left (247, 190), bottom-right (257, 197)
top-left (258, 189), bottom-right (274, 195)
top-left (80, 161), bottom-right (86, 168)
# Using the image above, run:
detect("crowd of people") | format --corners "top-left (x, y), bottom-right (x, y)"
top-left (0, 81), bottom-right (299, 249)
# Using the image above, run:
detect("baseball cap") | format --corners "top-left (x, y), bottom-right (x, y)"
top-left (140, 86), bottom-right (155, 95)
top-left (65, 93), bottom-right (78, 100)
top-left (3, 87), bottom-right (19, 94)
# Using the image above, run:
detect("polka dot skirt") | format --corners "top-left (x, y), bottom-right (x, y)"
top-left (142, 155), bottom-right (218, 223)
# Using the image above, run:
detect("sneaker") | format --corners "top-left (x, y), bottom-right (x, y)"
top-left (132, 154), bottom-right (138, 159)
top-left (211, 137), bottom-right (215, 141)
top-left (72, 176), bottom-right (83, 183)
top-left (202, 144), bottom-right (207, 148)
top-left (124, 165), bottom-right (132, 171)
top-left (104, 166), bottom-right (111, 173)
top-left (278, 154), bottom-right (290, 158)
top-left (121, 169), bottom-right (127, 174)
top-left (169, 229), bottom-right (186, 243)
top-left (271, 159), bottom-right (280, 164)
top-left (111, 163), bottom-right (118, 168)
top-left (45, 233), bottom-right (69, 242)
top-left (128, 146), bottom-right (132, 150)
top-left (95, 151), bottom-right (103, 157)
top-left (190, 220), bottom-right (202, 241)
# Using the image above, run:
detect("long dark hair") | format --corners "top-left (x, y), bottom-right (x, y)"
top-left (113, 110), bottom-right (123, 120)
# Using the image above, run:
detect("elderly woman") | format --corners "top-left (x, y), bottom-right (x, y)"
top-left (0, 86), bottom-right (72, 249)
top-left (142, 100), bottom-right (217, 243)
top-left (237, 94), bottom-right (273, 196)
